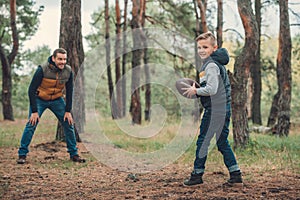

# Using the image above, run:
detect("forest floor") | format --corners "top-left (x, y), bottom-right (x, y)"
top-left (0, 119), bottom-right (300, 200)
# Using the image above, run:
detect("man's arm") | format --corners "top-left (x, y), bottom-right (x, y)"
top-left (28, 66), bottom-right (43, 113)
top-left (65, 72), bottom-right (74, 112)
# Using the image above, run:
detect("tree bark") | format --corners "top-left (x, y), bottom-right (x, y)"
top-left (251, 0), bottom-right (262, 125)
top-left (105, 0), bottom-right (118, 119)
top-left (115, 0), bottom-right (122, 119)
top-left (130, 0), bottom-right (142, 124)
top-left (0, 0), bottom-right (18, 121)
top-left (140, 0), bottom-right (151, 121)
top-left (196, 0), bottom-right (208, 33)
top-left (122, 0), bottom-right (129, 117)
top-left (56, 0), bottom-right (85, 141)
top-left (216, 0), bottom-right (223, 48)
top-left (273, 0), bottom-right (292, 136)
top-left (267, 91), bottom-right (280, 127)
top-left (231, 0), bottom-right (259, 149)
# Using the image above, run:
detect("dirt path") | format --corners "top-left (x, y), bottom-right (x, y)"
top-left (0, 141), bottom-right (299, 200)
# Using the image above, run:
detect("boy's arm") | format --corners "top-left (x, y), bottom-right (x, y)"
top-left (196, 63), bottom-right (220, 96)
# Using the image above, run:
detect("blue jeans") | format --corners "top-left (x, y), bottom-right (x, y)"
top-left (193, 104), bottom-right (240, 174)
top-left (18, 97), bottom-right (78, 157)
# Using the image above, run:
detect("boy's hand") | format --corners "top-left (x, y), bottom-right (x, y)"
top-left (182, 82), bottom-right (197, 98)
top-left (175, 78), bottom-right (199, 99)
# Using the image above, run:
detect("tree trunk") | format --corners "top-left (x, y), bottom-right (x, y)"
top-left (105, 0), bottom-right (118, 119)
top-left (267, 91), bottom-right (279, 127)
top-left (251, 0), bottom-right (262, 125)
top-left (192, 0), bottom-right (206, 123)
top-left (56, 0), bottom-right (85, 141)
top-left (273, 0), bottom-right (292, 136)
top-left (140, 0), bottom-right (151, 121)
top-left (0, 47), bottom-right (14, 121)
top-left (122, 0), bottom-right (129, 117)
top-left (115, 0), bottom-right (122, 119)
top-left (130, 0), bottom-right (142, 124)
top-left (231, 0), bottom-right (259, 149)
top-left (216, 0), bottom-right (223, 48)
top-left (246, 76), bottom-right (253, 119)
top-left (0, 0), bottom-right (18, 121)
top-left (196, 0), bottom-right (208, 33)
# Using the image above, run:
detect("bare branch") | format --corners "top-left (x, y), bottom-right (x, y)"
top-left (224, 28), bottom-right (244, 40)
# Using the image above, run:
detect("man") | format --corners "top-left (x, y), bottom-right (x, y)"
top-left (17, 48), bottom-right (85, 164)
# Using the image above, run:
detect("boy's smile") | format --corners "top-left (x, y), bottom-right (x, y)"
top-left (197, 38), bottom-right (218, 59)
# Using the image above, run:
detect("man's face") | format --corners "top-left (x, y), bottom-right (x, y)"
top-left (52, 53), bottom-right (67, 70)
top-left (197, 38), bottom-right (217, 59)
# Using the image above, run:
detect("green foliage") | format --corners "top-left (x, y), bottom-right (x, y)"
top-left (0, 0), bottom-right (44, 116)
top-left (0, 0), bottom-right (43, 50)
top-left (84, 8), bottom-right (105, 49)
top-left (23, 45), bottom-right (52, 67)
top-left (10, 45), bottom-right (51, 114)
top-left (12, 74), bottom-right (31, 113)
top-left (291, 34), bottom-right (300, 120)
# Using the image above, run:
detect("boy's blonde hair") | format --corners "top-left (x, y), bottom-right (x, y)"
top-left (195, 31), bottom-right (217, 46)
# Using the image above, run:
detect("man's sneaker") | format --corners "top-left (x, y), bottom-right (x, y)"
top-left (224, 171), bottom-right (243, 187)
top-left (183, 173), bottom-right (203, 186)
top-left (71, 155), bottom-right (86, 163)
top-left (17, 155), bottom-right (26, 164)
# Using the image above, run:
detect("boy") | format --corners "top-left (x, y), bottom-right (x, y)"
top-left (181, 32), bottom-right (242, 186)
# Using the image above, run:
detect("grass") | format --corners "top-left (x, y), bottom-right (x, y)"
top-left (0, 110), bottom-right (60, 147)
top-left (1, 114), bottom-right (299, 175)
top-left (236, 133), bottom-right (300, 173)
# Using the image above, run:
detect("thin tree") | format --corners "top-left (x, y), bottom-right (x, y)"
top-left (56, 0), bottom-right (85, 141)
top-left (268, 0), bottom-right (292, 136)
top-left (231, 0), bottom-right (259, 148)
top-left (196, 0), bottom-right (208, 33)
top-left (115, 0), bottom-right (122, 118)
top-left (105, 0), bottom-right (118, 119)
top-left (216, 0), bottom-right (223, 48)
top-left (122, 0), bottom-right (129, 117)
top-left (140, 0), bottom-right (151, 121)
top-left (130, 0), bottom-right (142, 124)
top-left (192, 0), bottom-right (206, 123)
top-left (0, 0), bottom-right (18, 121)
top-left (251, 0), bottom-right (262, 125)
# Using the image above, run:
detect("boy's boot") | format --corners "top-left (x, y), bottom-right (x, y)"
top-left (183, 172), bottom-right (203, 186)
top-left (224, 170), bottom-right (243, 187)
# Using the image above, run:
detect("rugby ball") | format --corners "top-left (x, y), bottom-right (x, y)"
top-left (175, 78), bottom-right (200, 99)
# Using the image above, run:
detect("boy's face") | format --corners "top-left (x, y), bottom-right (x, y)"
top-left (197, 38), bottom-right (217, 60)
top-left (52, 53), bottom-right (67, 70)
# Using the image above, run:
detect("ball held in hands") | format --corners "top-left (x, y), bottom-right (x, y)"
top-left (175, 78), bottom-right (200, 99)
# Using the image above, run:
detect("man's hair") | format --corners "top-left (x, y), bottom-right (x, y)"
top-left (195, 31), bottom-right (217, 46)
top-left (53, 48), bottom-right (67, 57)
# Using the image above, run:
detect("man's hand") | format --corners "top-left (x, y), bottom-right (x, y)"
top-left (29, 112), bottom-right (39, 126)
top-left (182, 82), bottom-right (197, 98)
top-left (64, 112), bottom-right (74, 125)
